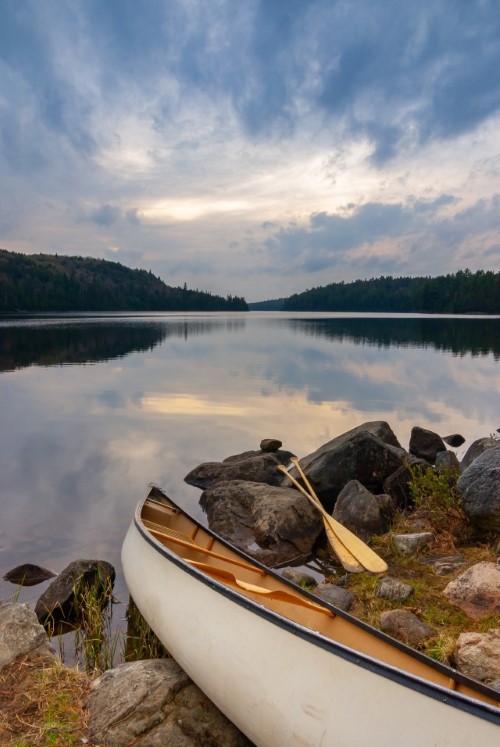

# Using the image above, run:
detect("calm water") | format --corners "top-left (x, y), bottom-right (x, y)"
top-left (1, 311), bottom-right (499, 617)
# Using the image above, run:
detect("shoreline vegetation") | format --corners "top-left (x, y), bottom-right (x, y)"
top-left (251, 269), bottom-right (500, 314)
top-left (2, 249), bottom-right (500, 315)
top-left (0, 249), bottom-right (248, 313)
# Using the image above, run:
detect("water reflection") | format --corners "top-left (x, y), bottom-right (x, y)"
top-left (0, 315), bottom-right (246, 372)
top-left (286, 316), bottom-right (500, 358)
top-left (0, 312), bottom-right (499, 647)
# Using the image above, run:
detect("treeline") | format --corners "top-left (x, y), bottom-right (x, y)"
top-left (0, 250), bottom-right (248, 312)
top-left (282, 270), bottom-right (500, 313)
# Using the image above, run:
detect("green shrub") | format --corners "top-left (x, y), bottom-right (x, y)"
top-left (408, 463), bottom-right (464, 526)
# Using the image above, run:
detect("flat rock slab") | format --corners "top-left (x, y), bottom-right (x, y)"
top-left (443, 562), bottom-right (500, 619)
top-left (0, 601), bottom-right (56, 670)
top-left (419, 555), bottom-right (467, 576)
top-left (185, 449), bottom-right (294, 490)
top-left (87, 658), bottom-right (252, 746)
top-left (3, 563), bottom-right (57, 586)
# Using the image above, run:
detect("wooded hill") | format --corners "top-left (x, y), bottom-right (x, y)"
top-left (0, 250), bottom-right (248, 312)
top-left (277, 270), bottom-right (500, 314)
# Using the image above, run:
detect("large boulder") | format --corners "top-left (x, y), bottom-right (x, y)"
top-left (288, 421), bottom-right (407, 511)
top-left (461, 437), bottom-right (498, 471)
top-left (409, 426), bottom-right (447, 464)
top-left (87, 658), bottom-right (251, 746)
top-left (35, 559), bottom-right (115, 631)
top-left (457, 446), bottom-right (500, 531)
top-left (332, 480), bottom-right (392, 540)
top-left (200, 480), bottom-right (323, 567)
top-left (0, 601), bottom-right (56, 670)
top-left (185, 449), bottom-right (294, 490)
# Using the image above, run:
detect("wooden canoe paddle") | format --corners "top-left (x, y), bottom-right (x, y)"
top-left (289, 458), bottom-right (363, 574)
top-left (278, 463), bottom-right (388, 574)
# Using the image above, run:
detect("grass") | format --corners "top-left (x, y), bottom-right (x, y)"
top-left (347, 536), bottom-right (498, 663)
top-left (0, 595), bottom-right (169, 746)
top-left (0, 656), bottom-right (91, 747)
top-left (72, 572), bottom-right (119, 674)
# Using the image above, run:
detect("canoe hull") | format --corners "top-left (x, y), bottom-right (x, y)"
top-left (122, 519), bottom-right (499, 747)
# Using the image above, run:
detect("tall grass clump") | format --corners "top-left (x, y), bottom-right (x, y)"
top-left (72, 572), bottom-right (119, 674)
top-left (124, 597), bottom-right (170, 662)
top-left (407, 462), bottom-right (466, 545)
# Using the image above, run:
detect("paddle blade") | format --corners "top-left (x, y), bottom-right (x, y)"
top-left (322, 521), bottom-right (364, 573)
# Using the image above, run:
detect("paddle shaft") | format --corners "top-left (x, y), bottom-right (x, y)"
top-left (289, 458), bottom-right (364, 574)
top-left (278, 464), bottom-right (388, 574)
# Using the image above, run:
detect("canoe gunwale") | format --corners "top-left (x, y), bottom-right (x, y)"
top-left (132, 486), bottom-right (500, 725)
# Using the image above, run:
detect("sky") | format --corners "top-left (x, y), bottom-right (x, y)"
top-left (1, 0), bottom-right (500, 302)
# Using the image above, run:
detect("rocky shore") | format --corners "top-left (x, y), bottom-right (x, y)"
top-left (1, 420), bottom-right (499, 744)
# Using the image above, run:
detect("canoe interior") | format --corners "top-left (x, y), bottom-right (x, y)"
top-left (138, 486), bottom-right (499, 710)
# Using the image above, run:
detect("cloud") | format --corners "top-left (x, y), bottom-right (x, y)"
top-left (265, 197), bottom-right (437, 259)
top-left (90, 204), bottom-right (122, 226)
top-left (0, 1), bottom-right (499, 300)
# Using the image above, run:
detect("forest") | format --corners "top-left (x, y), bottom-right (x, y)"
top-left (0, 250), bottom-right (248, 312)
top-left (281, 270), bottom-right (500, 314)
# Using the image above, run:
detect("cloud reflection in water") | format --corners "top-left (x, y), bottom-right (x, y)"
top-left (0, 313), bottom-right (499, 611)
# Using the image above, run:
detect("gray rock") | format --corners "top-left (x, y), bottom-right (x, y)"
top-left (0, 601), bottom-right (56, 670)
top-left (281, 568), bottom-right (318, 588)
top-left (3, 563), bottom-right (57, 586)
top-left (443, 434), bottom-right (466, 447)
top-left (392, 532), bottom-right (434, 556)
top-left (379, 609), bottom-right (437, 647)
top-left (443, 562), bottom-right (500, 619)
top-left (461, 437), bottom-right (497, 470)
top-left (185, 449), bottom-right (294, 490)
top-left (409, 426), bottom-right (447, 464)
top-left (419, 555), bottom-right (467, 576)
top-left (376, 577), bottom-right (413, 602)
top-left (454, 630), bottom-right (500, 687)
top-left (435, 450), bottom-right (460, 474)
top-left (260, 438), bottom-right (282, 453)
top-left (87, 658), bottom-right (251, 746)
top-left (200, 480), bottom-right (323, 567)
top-left (457, 446), bottom-right (500, 531)
top-left (333, 480), bottom-right (390, 540)
top-left (313, 582), bottom-right (355, 611)
top-left (290, 421), bottom-right (406, 511)
top-left (35, 558), bottom-right (115, 630)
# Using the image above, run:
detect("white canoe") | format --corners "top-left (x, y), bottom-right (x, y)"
top-left (122, 485), bottom-right (500, 747)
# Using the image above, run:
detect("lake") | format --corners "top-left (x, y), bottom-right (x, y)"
top-left (1, 311), bottom-right (499, 628)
